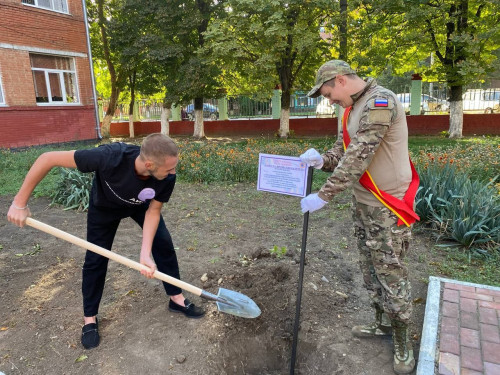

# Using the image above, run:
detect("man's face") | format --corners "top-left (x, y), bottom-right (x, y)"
top-left (147, 155), bottom-right (178, 180)
top-left (319, 76), bottom-right (353, 108)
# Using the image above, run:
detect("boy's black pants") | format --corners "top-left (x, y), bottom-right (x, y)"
top-left (82, 200), bottom-right (182, 317)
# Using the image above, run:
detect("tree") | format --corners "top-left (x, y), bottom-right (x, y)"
top-left (87, 0), bottom-right (129, 137)
top-left (418, 0), bottom-right (500, 138)
top-left (109, 0), bottom-right (166, 138)
top-left (119, 0), bottom-right (224, 138)
top-left (352, 0), bottom-right (500, 138)
top-left (179, 0), bottom-right (225, 138)
top-left (206, 0), bottom-right (334, 137)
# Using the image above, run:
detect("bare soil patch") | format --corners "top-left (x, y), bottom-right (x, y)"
top-left (0, 183), bottom-right (435, 374)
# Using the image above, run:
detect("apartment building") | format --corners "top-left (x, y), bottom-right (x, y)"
top-left (0, 0), bottom-right (99, 148)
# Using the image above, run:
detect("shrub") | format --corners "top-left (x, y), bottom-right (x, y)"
top-left (416, 162), bottom-right (499, 256)
top-left (50, 168), bottom-right (93, 211)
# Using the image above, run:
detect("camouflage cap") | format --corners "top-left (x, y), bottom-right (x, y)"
top-left (307, 60), bottom-right (356, 98)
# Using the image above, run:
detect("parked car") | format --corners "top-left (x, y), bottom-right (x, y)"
top-left (185, 103), bottom-right (219, 120)
top-left (462, 89), bottom-right (500, 113)
top-left (396, 93), bottom-right (449, 114)
top-left (315, 97), bottom-right (335, 117)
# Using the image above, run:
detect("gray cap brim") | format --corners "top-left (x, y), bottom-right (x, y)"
top-left (307, 83), bottom-right (323, 98)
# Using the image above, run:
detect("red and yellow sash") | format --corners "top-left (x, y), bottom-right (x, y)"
top-left (342, 106), bottom-right (420, 227)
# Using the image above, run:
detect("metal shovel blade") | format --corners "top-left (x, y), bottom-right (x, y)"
top-left (215, 288), bottom-right (261, 319)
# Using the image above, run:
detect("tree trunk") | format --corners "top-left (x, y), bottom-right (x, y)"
top-left (193, 110), bottom-right (205, 138)
top-left (128, 117), bottom-right (135, 138)
top-left (101, 85), bottom-right (120, 137)
top-left (280, 109), bottom-right (290, 138)
top-left (101, 114), bottom-right (113, 137)
top-left (279, 87), bottom-right (291, 138)
top-left (193, 97), bottom-right (205, 138)
top-left (339, 0), bottom-right (348, 60)
top-left (128, 74), bottom-right (136, 139)
top-left (161, 101), bottom-right (171, 135)
top-left (448, 85), bottom-right (463, 138)
top-left (449, 101), bottom-right (463, 139)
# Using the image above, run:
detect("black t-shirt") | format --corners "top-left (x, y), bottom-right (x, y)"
top-left (74, 143), bottom-right (175, 209)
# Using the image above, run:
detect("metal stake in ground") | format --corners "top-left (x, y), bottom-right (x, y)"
top-left (289, 167), bottom-right (314, 375)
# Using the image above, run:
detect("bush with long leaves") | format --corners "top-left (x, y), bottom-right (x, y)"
top-left (50, 168), bottom-right (93, 211)
top-left (416, 162), bottom-right (499, 256)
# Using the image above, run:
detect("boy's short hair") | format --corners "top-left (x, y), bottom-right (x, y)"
top-left (140, 133), bottom-right (178, 164)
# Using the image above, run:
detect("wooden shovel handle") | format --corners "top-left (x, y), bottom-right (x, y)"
top-left (25, 217), bottom-right (203, 297)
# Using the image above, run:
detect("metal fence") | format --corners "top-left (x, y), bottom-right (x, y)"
top-left (100, 100), bottom-right (164, 121)
top-left (100, 95), bottom-right (329, 122)
top-left (462, 88), bottom-right (500, 113)
top-left (386, 83), bottom-right (500, 113)
top-left (226, 97), bottom-right (272, 118)
top-left (99, 84), bottom-right (500, 122)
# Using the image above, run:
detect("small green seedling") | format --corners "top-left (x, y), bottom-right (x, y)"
top-left (270, 245), bottom-right (287, 258)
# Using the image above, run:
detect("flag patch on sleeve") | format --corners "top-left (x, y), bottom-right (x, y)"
top-left (374, 99), bottom-right (388, 107)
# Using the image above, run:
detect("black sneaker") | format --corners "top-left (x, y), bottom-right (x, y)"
top-left (81, 318), bottom-right (100, 349)
top-left (168, 298), bottom-right (205, 319)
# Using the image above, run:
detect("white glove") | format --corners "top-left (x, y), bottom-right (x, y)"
top-left (301, 193), bottom-right (327, 214)
top-left (300, 148), bottom-right (324, 169)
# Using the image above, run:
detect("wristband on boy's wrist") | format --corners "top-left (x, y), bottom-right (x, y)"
top-left (11, 203), bottom-right (29, 210)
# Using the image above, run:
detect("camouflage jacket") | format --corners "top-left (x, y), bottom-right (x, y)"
top-left (317, 78), bottom-right (411, 206)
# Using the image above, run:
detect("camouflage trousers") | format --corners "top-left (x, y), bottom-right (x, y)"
top-left (352, 198), bottom-right (413, 324)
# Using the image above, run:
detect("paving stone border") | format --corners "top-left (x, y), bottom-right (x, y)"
top-left (417, 276), bottom-right (500, 375)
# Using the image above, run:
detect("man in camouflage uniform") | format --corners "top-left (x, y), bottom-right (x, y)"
top-left (299, 60), bottom-right (415, 374)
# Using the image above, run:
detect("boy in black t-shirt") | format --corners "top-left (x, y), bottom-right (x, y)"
top-left (7, 133), bottom-right (205, 350)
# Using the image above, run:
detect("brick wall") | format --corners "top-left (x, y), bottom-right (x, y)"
top-left (0, 105), bottom-right (98, 148)
top-left (0, 49), bottom-right (34, 105)
top-left (406, 114), bottom-right (500, 136)
top-left (0, 0), bottom-right (86, 53)
top-left (109, 114), bottom-right (500, 138)
top-left (0, 0), bottom-right (98, 148)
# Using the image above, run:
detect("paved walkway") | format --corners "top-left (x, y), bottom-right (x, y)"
top-left (417, 277), bottom-right (500, 375)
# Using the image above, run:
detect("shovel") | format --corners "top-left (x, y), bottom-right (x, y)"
top-left (25, 218), bottom-right (261, 319)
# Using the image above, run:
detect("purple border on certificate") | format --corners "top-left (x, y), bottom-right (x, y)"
top-left (257, 153), bottom-right (309, 197)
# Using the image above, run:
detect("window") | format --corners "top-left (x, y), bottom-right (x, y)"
top-left (0, 75), bottom-right (5, 105)
top-left (22, 0), bottom-right (68, 13)
top-left (30, 54), bottom-right (79, 105)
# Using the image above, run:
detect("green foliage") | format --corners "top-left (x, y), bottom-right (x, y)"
top-left (175, 138), bottom-right (333, 187)
top-left (94, 0), bottom-right (226, 107)
top-left (430, 249), bottom-right (500, 287)
top-left (409, 136), bottom-right (500, 182)
top-left (439, 131), bottom-right (449, 138)
top-left (0, 146), bottom-right (80, 196)
top-left (416, 162), bottom-right (499, 256)
top-left (50, 168), bottom-right (94, 211)
top-left (269, 245), bottom-right (288, 258)
top-left (205, 0), bottom-right (333, 99)
top-left (15, 243), bottom-right (42, 257)
top-left (352, 0), bottom-right (500, 85)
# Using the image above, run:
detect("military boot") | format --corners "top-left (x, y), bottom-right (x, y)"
top-left (392, 320), bottom-right (415, 374)
top-left (352, 307), bottom-right (392, 338)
